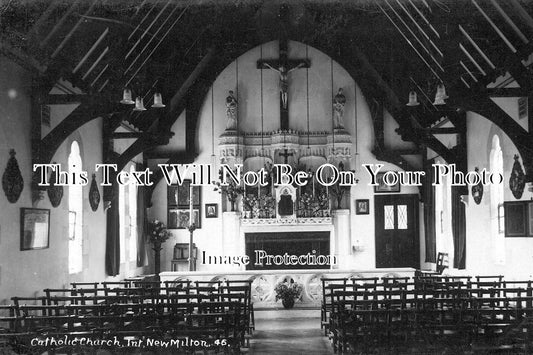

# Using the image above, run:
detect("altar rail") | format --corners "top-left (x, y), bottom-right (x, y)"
top-left (160, 268), bottom-right (416, 308)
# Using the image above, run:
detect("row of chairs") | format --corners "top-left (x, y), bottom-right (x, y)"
top-left (321, 275), bottom-right (533, 353)
top-left (321, 274), bottom-right (530, 333)
top-left (1, 279), bottom-right (255, 353)
top-left (0, 300), bottom-right (245, 353)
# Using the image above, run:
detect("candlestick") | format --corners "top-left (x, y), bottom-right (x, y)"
top-left (189, 184), bottom-right (193, 227)
top-left (327, 185), bottom-right (330, 211)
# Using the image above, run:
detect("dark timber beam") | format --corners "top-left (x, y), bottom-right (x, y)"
top-left (369, 99), bottom-right (385, 151)
top-left (161, 47), bottom-right (217, 131)
top-left (39, 99), bottom-right (121, 164)
top-left (145, 151), bottom-right (197, 207)
top-left (0, 37), bottom-right (46, 74)
top-left (105, 47), bottom-right (217, 203)
top-left (452, 87), bottom-right (533, 179)
top-left (423, 127), bottom-right (459, 134)
top-left (45, 94), bottom-right (91, 105)
top-left (341, 45), bottom-right (454, 165)
top-left (111, 132), bottom-right (145, 139)
top-left (485, 87), bottom-right (529, 97)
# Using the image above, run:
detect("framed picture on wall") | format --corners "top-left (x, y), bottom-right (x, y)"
top-left (168, 208), bottom-right (201, 229)
top-left (374, 172), bottom-right (401, 193)
top-left (205, 204), bottom-right (218, 218)
top-left (504, 201), bottom-right (533, 238)
top-left (20, 208), bottom-right (50, 251)
top-left (355, 199), bottom-right (370, 215)
top-left (168, 179), bottom-right (201, 207)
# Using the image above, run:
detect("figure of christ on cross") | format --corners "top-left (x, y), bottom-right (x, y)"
top-left (262, 62), bottom-right (305, 110)
top-left (257, 39), bottom-right (310, 130)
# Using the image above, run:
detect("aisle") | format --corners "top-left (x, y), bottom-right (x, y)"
top-left (248, 309), bottom-right (333, 355)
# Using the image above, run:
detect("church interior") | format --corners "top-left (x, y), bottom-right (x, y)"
top-left (1, 0), bottom-right (533, 353)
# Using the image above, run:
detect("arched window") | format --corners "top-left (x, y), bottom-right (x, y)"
top-left (68, 141), bottom-right (83, 274)
top-left (119, 164), bottom-right (138, 268)
top-left (128, 165), bottom-right (138, 262)
top-left (434, 160), bottom-right (454, 267)
top-left (490, 135), bottom-right (505, 264)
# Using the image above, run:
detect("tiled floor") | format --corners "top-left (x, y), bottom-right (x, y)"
top-left (248, 309), bottom-right (333, 355)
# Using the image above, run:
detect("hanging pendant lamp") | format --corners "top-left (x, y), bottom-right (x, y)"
top-left (120, 88), bottom-right (135, 104)
top-left (406, 91), bottom-right (420, 106)
top-left (133, 97), bottom-right (146, 111)
top-left (152, 92), bottom-right (166, 108)
top-left (433, 84), bottom-right (448, 105)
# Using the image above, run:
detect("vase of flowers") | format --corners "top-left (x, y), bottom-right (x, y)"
top-left (274, 280), bottom-right (303, 309)
top-left (148, 219), bottom-right (172, 275)
top-left (214, 168), bottom-right (244, 212)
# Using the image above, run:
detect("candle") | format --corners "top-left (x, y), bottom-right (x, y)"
top-left (189, 184), bottom-right (193, 227)
top-left (312, 173), bottom-right (315, 197)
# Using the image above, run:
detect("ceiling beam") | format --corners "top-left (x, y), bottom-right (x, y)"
top-left (0, 37), bottom-right (46, 74)
top-left (111, 132), bottom-right (145, 139)
top-left (452, 87), bottom-right (533, 178)
top-left (485, 87), bottom-right (529, 97)
top-left (341, 44), bottom-right (455, 165)
top-left (45, 94), bottom-right (91, 105)
top-left (145, 151), bottom-right (197, 206)
top-left (38, 99), bottom-right (121, 165)
top-left (112, 47), bottom-right (217, 177)
top-left (423, 127), bottom-right (459, 134)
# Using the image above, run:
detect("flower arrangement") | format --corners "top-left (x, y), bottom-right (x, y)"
top-left (298, 192), bottom-right (314, 216)
top-left (242, 194), bottom-right (258, 212)
top-left (213, 168), bottom-right (244, 211)
top-left (259, 195), bottom-right (275, 218)
top-left (147, 219), bottom-right (172, 245)
top-left (274, 280), bottom-right (303, 308)
top-left (328, 162), bottom-right (356, 209)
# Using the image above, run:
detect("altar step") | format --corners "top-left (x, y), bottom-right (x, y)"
top-left (249, 309), bottom-right (333, 354)
top-left (255, 308), bottom-right (321, 319)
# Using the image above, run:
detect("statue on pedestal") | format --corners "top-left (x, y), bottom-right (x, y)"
top-left (225, 90), bottom-right (238, 130)
top-left (333, 88), bottom-right (346, 129)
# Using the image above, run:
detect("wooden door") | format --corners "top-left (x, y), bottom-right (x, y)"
top-left (374, 194), bottom-right (419, 268)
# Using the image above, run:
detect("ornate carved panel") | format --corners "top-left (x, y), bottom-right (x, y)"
top-left (2, 149), bottom-right (24, 203)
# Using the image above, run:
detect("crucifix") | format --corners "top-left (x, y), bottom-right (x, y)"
top-left (278, 148), bottom-right (294, 164)
top-left (257, 38), bottom-right (310, 130)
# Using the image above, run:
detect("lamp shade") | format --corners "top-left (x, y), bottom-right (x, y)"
top-left (433, 84), bottom-right (448, 105)
top-left (153, 92), bottom-right (166, 108)
top-left (120, 88), bottom-right (135, 104)
top-left (133, 97), bottom-right (146, 111)
top-left (406, 91), bottom-right (420, 106)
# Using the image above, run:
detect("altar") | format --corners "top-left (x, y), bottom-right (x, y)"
top-left (160, 268), bottom-right (416, 308)
top-left (245, 231), bottom-right (331, 270)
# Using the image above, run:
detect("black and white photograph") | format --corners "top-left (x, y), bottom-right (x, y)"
top-left (355, 199), bottom-right (370, 215)
top-left (1, 0), bottom-right (533, 353)
top-left (167, 180), bottom-right (201, 207)
top-left (20, 208), bottom-right (50, 250)
top-left (168, 208), bottom-right (201, 230)
top-left (205, 203), bottom-right (218, 218)
top-left (374, 172), bottom-right (402, 193)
